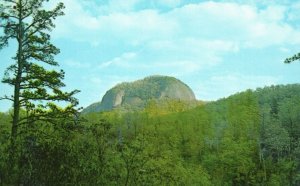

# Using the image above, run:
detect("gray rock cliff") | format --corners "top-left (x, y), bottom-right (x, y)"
top-left (82, 75), bottom-right (196, 113)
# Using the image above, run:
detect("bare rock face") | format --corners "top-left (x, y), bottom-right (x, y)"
top-left (82, 75), bottom-right (196, 113)
top-left (113, 90), bottom-right (124, 107)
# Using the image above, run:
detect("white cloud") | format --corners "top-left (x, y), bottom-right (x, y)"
top-left (96, 38), bottom-right (234, 75)
top-left (64, 59), bottom-right (91, 68)
top-left (197, 73), bottom-right (280, 100)
top-left (52, 1), bottom-right (300, 50)
top-left (2, 0), bottom-right (298, 110)
top-left (158, 0), bottom-right (182, 8)
top-left (90, 77), bottom-right (102, 84)
top-left (44, 0), bottom-right (300, 105)
top-left (148, 39), bottom-right (239, 53)
top-left (259, 6), bottom-right (286, 22)
top-left (155, 61), bottom-right (200, 75)
top-left (287, 2), bottom-right (300, 22)
top-left (49, 0), bottom-right (98, 39)
top-left (98, 52), bottom-right (137, 68)
top-left (106, 0), bottom-right (140, 12)
top-left (169, 2), bottom-right (300, 48)
top-left (279, 47), bottom-right (290, 53)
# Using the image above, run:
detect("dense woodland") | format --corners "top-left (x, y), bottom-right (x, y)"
top-left (1, 0), bottom-right (300, 185)
top-left (0, 84), bottom-right (300, 185)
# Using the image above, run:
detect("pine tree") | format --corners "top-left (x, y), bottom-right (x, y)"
top-left (284, 52), bottom-right (300, 63)
top-left (0, 0), bottom-right (79, 182)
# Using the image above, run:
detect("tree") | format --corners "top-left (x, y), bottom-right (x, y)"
top-left (0, 0), bottom-right (79, 182)
top-left (284, 52), bottom-right (300, 63)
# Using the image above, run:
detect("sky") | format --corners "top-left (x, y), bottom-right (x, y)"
top-left (1, 0), bottom-right (300, 112)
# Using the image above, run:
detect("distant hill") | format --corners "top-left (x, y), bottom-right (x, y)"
top-left (82, 75), bottom-right (196, 113)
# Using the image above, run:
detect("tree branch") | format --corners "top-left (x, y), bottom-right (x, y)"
top-left (23, 9), bottom-right (58, 37)
top-left (0, 96), bottom-right (14, 102)
top-left (3, 0), bottom-right (17, 5)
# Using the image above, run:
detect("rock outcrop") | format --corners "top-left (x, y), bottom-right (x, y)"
top-left (82, 75), bottom-right (196, 113)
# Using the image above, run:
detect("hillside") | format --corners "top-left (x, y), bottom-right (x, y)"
top-left (82, 75), bottom-right (196, 113)
top-left (81, 83), bottom-right (300, 185)
top-left (1, 84), bottom-right (300, 185)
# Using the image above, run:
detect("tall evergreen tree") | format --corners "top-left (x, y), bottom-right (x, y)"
top-left (0, 0), bottom-right (79, 181)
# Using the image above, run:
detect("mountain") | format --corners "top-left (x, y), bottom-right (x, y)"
top-left (82, 75), bottom-right (196, 113)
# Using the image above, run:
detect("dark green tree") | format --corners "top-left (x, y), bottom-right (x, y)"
top-left (284, 52), bottom-right (300, 63)
top-left (0, 0), bottom-right (79, 182)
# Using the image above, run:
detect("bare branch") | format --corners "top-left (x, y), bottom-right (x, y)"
top-left (0, 95), bottom-right (14, 102)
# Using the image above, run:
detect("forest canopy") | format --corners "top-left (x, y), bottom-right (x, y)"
top-left (1, 0), bottom-right (300, 185)
top-left (1, 84), bottom-right (300, 185)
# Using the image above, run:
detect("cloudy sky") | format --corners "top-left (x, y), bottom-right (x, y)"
top-left (1, 0), bottom-right (300, 112)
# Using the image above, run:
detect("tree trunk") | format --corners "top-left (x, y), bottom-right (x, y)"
top-left (9, 1), bottom-right (23, 182)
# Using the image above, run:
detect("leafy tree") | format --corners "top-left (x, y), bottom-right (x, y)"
top-left (0, 112), bottom-right (11, 183)
top-left (0, 0), bottom-right (79, 183)
top-left (278, 96), bottom-right (300, 142)
top-left (264, 119), bottom-right (290, 160)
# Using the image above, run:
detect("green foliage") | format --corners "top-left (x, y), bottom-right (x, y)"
top-left (285, 52), bottom-right (300, 63)
top-left (0, 112), bottom-right (11, 182)
top-left (82, 75), bottom-right (197, 113)
top-left (0, 0), bottom-right (80, 184)
top-left (1, 82), bottom-right (300, 185)
top-left (0, 0), bottom-right (79, 122)
top-left (1, 1), bottom-right (298, 185)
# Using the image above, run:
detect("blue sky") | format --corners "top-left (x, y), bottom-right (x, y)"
top-left (1, 0), bottom-right (300, 112)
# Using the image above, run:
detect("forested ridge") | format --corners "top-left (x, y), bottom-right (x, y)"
top-left (82, 75), bottom-right (196, 113)
top-left (1, 0), bottom-right (300, 185)
top-left (1, 84), bottom-right (300, 185)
